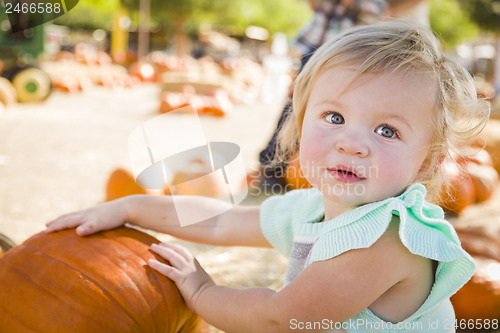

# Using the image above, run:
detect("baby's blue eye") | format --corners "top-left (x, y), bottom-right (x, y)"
top-left (325, 113), bottom-right (344, 124)
top-left (375, 125), bottom-right (398, 138)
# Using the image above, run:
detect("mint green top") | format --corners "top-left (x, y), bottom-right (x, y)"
top-left (260, 183), bottom-right (475, 332)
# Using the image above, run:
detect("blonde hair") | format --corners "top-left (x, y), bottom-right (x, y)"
top-left (275, 20), bottom-right (490, 199)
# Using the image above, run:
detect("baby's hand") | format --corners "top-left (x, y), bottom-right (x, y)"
top-left (148, 243), bottom-right (215, 310)
top-left (45, 199), bottom-right (129, 236)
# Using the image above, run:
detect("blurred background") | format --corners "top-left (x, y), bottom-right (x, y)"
top-left (0, 0), bottom-right (500, 331)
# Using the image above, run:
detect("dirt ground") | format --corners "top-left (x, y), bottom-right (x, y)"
top-left (2, 84), bottom-right (499, 332)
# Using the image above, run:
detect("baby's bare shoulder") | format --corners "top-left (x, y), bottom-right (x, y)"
top-left (370, 216), bottom-right (429, 268)
top-left (367, 216), bottom-right (435, 321)
top-left (372, 215), bottom-right (430, 277)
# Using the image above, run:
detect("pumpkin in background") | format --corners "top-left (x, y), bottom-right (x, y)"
top-left (158, 91), bottom-right (228, 117)
top-left (106, 167), bottom-right (169, 201)
top-left (437, 162), bottom-right (476, 215)
top-left (456, 147), bottom-right (498, 203)
top-left (451, 257), bottom-right (500, 321)
top-left (53, 76), bottom-right (84, 93)
top-left (451, 225), bottom-right (500, 321)
top-left (170, 158), bottom-right (226, 198)
top-left (171, 171), bottom-right (223, 197)
top-left (437, 148), bottom-right (499, 215)
top-left (284, 152), bottom-right (312, 191)
top-left (159, 91), bottom-right (190, 114)
top-left (0, 227), bottom-right (208, 333)
top-left (243, 170), bottom-right (261, 191)
top-left (128, 61), bottom-right (156, 82)
top-left (467, 162), bottom-right (499, 202)
top-left (106, 162), bottom-right (228, 202)
top-left (473, 119), bottom-right (500, 174)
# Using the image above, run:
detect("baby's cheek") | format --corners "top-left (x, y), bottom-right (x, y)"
top-left (374, 152), bottom-right (408, 181)
top-left (299, 152), bottom-right (320, 183)
top-left (299, 137), bottom-right (326, 170)
top-left (384, 151), bottom-right (423, 184)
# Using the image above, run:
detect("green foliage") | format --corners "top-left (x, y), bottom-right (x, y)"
top-left (123, 0), bottom-right (311, 37)
top-left (47, 0), bottom-right (310, 39)
top-left (458, 0), bottom-right (500, 33)
top-left (121, 0), bottom-right (212, 19)
top-left (429, 0), bottom-right (480, 49)
top-left (53, 0), bottom-right (120, 30)
top-left (197, 0), bottom-right (311, 36)
top-left (48, 0), bottom-right (310, 50)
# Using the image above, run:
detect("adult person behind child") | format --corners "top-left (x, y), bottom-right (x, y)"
top-left (258, 0), bottom-right (429, 190)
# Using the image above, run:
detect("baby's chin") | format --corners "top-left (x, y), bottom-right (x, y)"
top-left (318, 183), bottom-right (404, 207)
top-left (319, 184), bottom-right (369, 205)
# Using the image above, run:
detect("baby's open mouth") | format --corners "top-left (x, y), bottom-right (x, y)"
top-left (328, 166), bottom-right (365, 183)
top-left (337, 169), bottom-right (357, 176)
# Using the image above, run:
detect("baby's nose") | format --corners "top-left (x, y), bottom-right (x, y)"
top-left (335, 134), bottom-right (368, 157)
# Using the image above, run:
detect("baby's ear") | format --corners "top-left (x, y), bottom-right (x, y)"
top-left (417, 153), bottom-right (445, 178)
top-left (428, 153), bottom-right (446, 174)
top-left (434, 153), bottom-right (446, 168)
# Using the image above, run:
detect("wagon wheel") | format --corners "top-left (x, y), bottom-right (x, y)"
top-left (12, 67), bottom-right (51, 103)
top-left (0, 233), bottom-right (16, 256)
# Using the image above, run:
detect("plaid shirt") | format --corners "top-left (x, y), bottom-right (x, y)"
top-left (294, 0), bottom-right (386, 57)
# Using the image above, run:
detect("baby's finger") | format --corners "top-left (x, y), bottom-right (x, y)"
top-left (45, 213), bottom-right (84, 233)
top-left (150, 243), bottom-right (186, 268)
top-left (157, 242), bottom-right (193, 261)
top-left (148, 259), bottom-right (183, 283)
top-left (75, 221), bottom-right (101, 236)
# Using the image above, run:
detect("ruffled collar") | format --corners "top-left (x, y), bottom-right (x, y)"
top-left (298, 183), bottom-right (475, 321)
top-left (323, 183), bottom-right (429, 224)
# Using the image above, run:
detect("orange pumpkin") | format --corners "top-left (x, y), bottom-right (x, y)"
top-left (0, 227), bottom-right (208, 332)
top-left (159, 91), bottom-right (190, 114)
top-left (128, 62), bottom-right (156, 82)
top-left (284, 152), bottom-right (312, 190)
top-left (170, 159), bottom-right (226, 198)
top-left (106, 168), bottom-right (149, 201)
top-left (473, 119), bottom-right (500, 174)
top-left (106, 168), bottom-right (169, 202)
top-left (451, 226), bottom-right (500, 321)
top-left (197, 105), bottom-right (226, 117)
top-left (437, 163), bottom-right (476, 215)
top-left (244, 170), bottom-right (261, 191)
top-left (467, 163), bottom-right (499, 202)
top-left (438, 149), bottom-right (499, 215)
top-left (451, 256), bottom-right (500, 321)
top-left (158, 91), bottom-right (227, 117)
top-left (53, 77), bottom-right (84, 93)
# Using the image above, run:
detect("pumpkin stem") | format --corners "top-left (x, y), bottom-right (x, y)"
top-left (0, 232), bottom-right (16, 254)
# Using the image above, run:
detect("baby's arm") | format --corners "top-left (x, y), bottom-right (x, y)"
top-left (150, 227), bottom-right (416, 333)
top-left (46, 194), bottom-right (269, 247)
